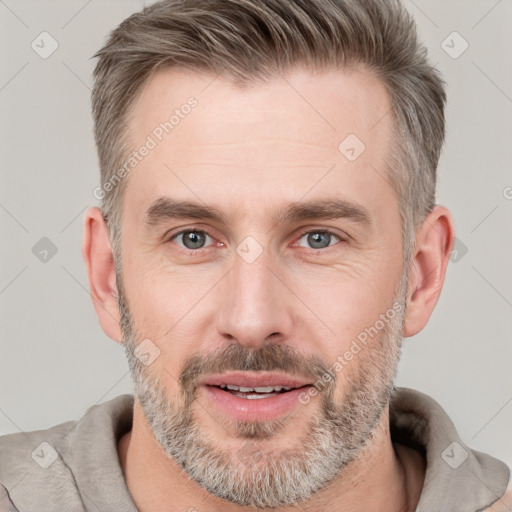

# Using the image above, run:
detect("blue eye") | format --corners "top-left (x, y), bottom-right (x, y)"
top-left (172, 230), bottom-right (213, 250)
top-left (168, 228), bottom-right (343, 253)
top-left (296, 230), bottom-right (341, 249)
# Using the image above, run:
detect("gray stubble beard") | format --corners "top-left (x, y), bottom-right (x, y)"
top-left (118, 271), bottom-right (407, 508)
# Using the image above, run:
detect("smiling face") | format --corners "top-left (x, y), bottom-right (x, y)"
top-left (115, 65), bottom-right (408, 506)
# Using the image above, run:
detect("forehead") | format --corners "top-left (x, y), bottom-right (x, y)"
top-left (122, 65), bottom-right (396, 226)
top-left (127, 65), bottom-right (392, 146)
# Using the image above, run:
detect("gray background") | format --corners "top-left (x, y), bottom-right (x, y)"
top-left (1, 0), bottom-right (511, 469)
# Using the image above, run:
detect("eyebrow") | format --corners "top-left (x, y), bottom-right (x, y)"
top-left (144, 196), bottom-right (372, 228)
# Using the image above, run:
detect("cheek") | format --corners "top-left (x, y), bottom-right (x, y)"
top-left (124, 253), bottom-right (204, 321)
top-left (121, 259), bottom-right (224, 370)
top-left (290, 255), bottom-right (401, 356)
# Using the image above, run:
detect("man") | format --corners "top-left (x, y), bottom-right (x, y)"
top-left (0, 0), bottom-right (510, 510)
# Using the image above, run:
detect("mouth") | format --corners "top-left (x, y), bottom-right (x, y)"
top-left (214, 384), bottom-right (298, 399)
top-left (199, 372), bottom-right (315, 422)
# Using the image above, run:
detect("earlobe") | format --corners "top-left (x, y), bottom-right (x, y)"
top-left (402, 206), bottom-right (455, 338)
top-left (82, 207), bottom-right (123, 343)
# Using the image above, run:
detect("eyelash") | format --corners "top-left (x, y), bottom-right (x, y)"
top-left (167, 227), bottom-right (345, 253)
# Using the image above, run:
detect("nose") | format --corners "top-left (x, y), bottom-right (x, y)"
top-left (215, 250), bottom-right (293, 349)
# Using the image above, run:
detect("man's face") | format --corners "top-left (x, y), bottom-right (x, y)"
top-left (117, 66), bottom-right (407, 507)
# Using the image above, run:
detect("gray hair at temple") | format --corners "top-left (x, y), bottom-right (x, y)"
top-left (91, 0), bottom-right (446, 270)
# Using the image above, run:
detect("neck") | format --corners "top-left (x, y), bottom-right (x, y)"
top-left (118, 401), bottom-right (425, 512)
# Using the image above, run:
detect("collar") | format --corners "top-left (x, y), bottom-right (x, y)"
top-left (64, 387), bottom-right (510, 511)
top-left (389, 387), bottom-right (510, 511)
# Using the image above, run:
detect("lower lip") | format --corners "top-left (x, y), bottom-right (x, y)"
top-left (200, 385), bottom-right (313, 422)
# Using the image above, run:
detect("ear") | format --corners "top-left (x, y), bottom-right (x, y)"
top-left (403, 205), bottom-right (455, 337)
top-left (82, 207), bottom-right (122, 343)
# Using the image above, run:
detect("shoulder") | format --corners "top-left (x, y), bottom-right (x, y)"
top-left (0, 418), bottom-right (85, 511)
top-left (390, 387), bottom-right (511, 512)
top-left (0, 395), bottom-right (133, 511)
top-left (485, 470), bottom-right (512, 511)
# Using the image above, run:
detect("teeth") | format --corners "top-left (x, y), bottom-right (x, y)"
top-left (243, 393), bottom-right (278, 399)
top-left (254, 386), bottom-right (277, 393)
top-left (218, 384), bottom-right (294, 392)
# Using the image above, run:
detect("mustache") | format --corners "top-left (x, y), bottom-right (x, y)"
top-left (179, 343), bottom-right (333, 399)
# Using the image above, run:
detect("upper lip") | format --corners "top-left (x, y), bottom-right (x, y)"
top-left (199, 371), bottom-right (312, 389)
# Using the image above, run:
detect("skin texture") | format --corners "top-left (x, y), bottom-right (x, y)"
top-left (82, 66), bottom-right (454, 511)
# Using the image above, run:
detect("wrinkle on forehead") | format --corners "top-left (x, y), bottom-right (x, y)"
top-left (121, 65), bottom-right (398, 240)
top-left (126, 65), bottom-right (393, 158)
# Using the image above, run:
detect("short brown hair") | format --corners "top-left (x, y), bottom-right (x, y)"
top-left (91, 0), bottom-right (446, 266)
